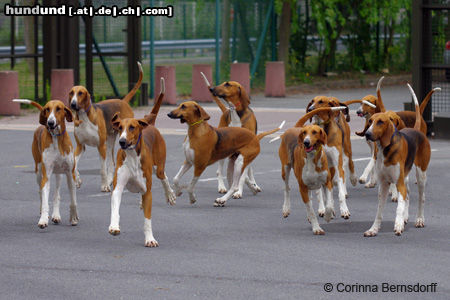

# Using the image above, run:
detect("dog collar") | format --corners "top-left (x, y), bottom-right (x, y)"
top-left (85, 100), bottom-right (92, 113)
top-left (48, 127), bottom-right (65, 137)
top-left (189, 120), bottom-right (204, 127)
top-left (129, 133), bottom-right (142, 150)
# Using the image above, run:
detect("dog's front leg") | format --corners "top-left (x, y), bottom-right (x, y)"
top-left (38, 167), bottom-right (52, 229)
top-left (215, 155), bottom-right (244, 206)
top-left (173, 162), bottom-right (192, 196)
top-left (51, 174), bottom-right (61, 224)
top-left (98, 143), bottom-right (110, 192)
top-left (217, 159), bottom-right (228, 194)
top-left (66, 170), bottom-right (79, 226)
top-left (109, 167), bottom-right (129, 235)
top-left (245, 166), bottom-right (261, 194)
top-left (282, 165), bottom-right (291, 218)
top-left (364, 181), bottom-right (389, 237)
top-left (142, 184), bottom-right (158, 247)
top-left (300, 184), bottom-right (324, 235)
top-left (394, 178), bottom-right (408, 235)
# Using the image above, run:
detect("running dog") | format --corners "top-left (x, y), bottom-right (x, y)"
top-left (69, 62), bottom-right (143, 192)
top-left (201, 73), bottom-right (261, 198)
top-left (168, 101), bottom-right (284, 207)
top-left (363, 84), bottom-right (430, 236)
top-left (108, 80), bottom-right (175, 247)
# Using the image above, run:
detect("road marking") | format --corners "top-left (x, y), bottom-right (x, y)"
top-left (14, 165), bottom-right (30, 168)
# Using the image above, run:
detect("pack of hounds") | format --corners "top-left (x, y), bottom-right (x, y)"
top-left (14, 62), bottom-right (439, 247)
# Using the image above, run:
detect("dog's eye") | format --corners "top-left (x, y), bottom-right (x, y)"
top-left (129, 125), bottom-right (135, 131)
top-left (312, 130), bottom-right (317, 135)
top-left (377, 120), bottom-right (384, 125)
top-left (69, 91), bottom-right (73, 96)
top-left (119, 126), bottom-right (123, 131)
top-left (78, 91), bottom-right (83, 96)
top-left (56, 107), bottom-right (61, 112)
top-left (224, 82), bottom-right (231, 87)
top-left (181, 104), bottom-right (186, 109)
top-left (369, 119), bottom-right (373, 124)
top-left (318, 100), bottom-right (323, 104)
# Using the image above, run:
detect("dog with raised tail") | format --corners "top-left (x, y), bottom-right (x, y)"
top-left (13, 99), bottom-right (79, 228)
top-left (362, 83), bottom-right (431, 236)
top-left (168, 101), bottom-right (284, 207)
top-left (278, 106), bottom-right (347, 234)
top-left (200, 72), bottom-right (261, 198)
top-left (108, 78), bottom-right (175, 247)
top-left (69, 62), bottom-right (143, 192)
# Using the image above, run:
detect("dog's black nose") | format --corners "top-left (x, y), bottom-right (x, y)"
top-left (47, 120), bottom-right (55, 128)
top-left (303, 140), bottom-right (310, 147)
top-left (167, 112), bottom-right (174, 118)
top-left (364, 131), bottom-right (372, 140)
top-left (119, 138), bottom-right (127, 148)
top-left (70, 102), bottom-right (77, 109)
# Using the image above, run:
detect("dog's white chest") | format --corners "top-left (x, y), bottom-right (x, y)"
top-left (122, 153), bottom-right (147, 194)
top-left (43, 145), bottom-right (73, 174)
top-left (376, 147), bottom-right (400, 184)
top-left (75, 113), bottom-right (99, 146)
top-left (302, 155), bottom-right (327, 190)
top-left (229, 109), bottom-right (241, 127)
top-left (183, 137), bottom-right (195, 164)
top-left (323, 145), bottom-right (339, 167)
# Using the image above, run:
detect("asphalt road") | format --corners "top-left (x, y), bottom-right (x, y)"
top-left (1, 108), bottom-right (450, 299)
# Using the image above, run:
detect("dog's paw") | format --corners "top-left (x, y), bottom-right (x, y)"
top-left (75, 177), bottom-right (82, 189)
top-left (365, 182), bottom-right (376, 188)
top-left (391, 197), bottom-right (398, 202)
top-left (189, 193), bottom-right (197, 204)
top-left (350, 175), bottom-right (358, 186)
top-left (364, 229), bottom-right (378, 237)
top-left (145, 239), bottom-right (159, 248)
top-left (359, 177), bottom-right (367, 184)
top-left (70, 215), bottom-right (79, 226)
top-left (340, 209), bottom-right (351, 220)
top-left (415, 218), bottom-right (425, 228)
top-left (108, 226), bottom-right (120, 236)
top-left (214, 198), bottom-right (226, 207)
top-left (166, 189), bottom-right (176, 206)
top-left (101, 184), bottom-right (111, 193)
top-left (218, 187), bottom-right (227, 194)
top-left (324, 207), bottom-right (335, 223)
top-left (37, 220), bottom-right (48, 229)
top-left (232, 191), bottom-right (242, 199)
top-left (51, 215), bottom-right (61, 224)
top-left (282, 209), bottom-right (290, 218)
top-left (318, 209), bottom-right (325, 218)
top-left (313, 227), bottom-right (325, 235)
top-left (248, 184), bottom-right (261, 195)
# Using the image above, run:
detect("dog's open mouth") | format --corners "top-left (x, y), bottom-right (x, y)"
top-left (305, 145), bottom-right (315, 153)
top-left (357, 112), bottom-right (366, 117)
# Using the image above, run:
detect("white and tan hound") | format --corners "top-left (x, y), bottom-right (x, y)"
top-left (69, 62), bottom-right (143, 192)
top-left (108, 81), bottom-right (175, 247)
top-left (13, 99), bottom-right (78, 228)
top-left (168, 101), bottom-right (284, 207)
top-left (363, 84), bottom-right (431, 236)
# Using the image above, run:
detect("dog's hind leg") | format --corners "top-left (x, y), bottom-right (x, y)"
top-left (217, 159), bottom-right (228, 194)
top-left (216, 155), bottom-right (244, 207)
top-left (282, 165), bottom-right (291, 218)
top-left (51, 174), bottom-right (62, 224)
top-left (232, 165), bottom-right (250, 199)
top-left (74, 138), bottom-right (85, 188)
top-left (66, 170), bottom-right (79, 226)
top-left (415, 167), bottom-right (427, 228)
top-left (245, 166), bottom-right (261, 194)
top-left (390, 183), bottom-right (398, 202)
top-left (299, 184), bottom-right (324, 235)
top-left (173, 162), bottom-right (192, 196)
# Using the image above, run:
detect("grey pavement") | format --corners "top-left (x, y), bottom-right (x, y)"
top-left (0, 86), bottom-right (449, 299)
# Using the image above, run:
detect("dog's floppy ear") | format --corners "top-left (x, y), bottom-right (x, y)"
top-left (111, 112), bottom-right (121, 130)
top-left (319, 128), bottom-right (328, 145)
top-left (297, 128), bottom-right (306, 144)
top-left (195, 104), bottom-right (210, 121)
top-left (138, 119), bottom-right (149, 128)
top-left (39, 106), bottom-right (48, 126)
top-left (356, 119), bottom-right (370, 136)
top-left (380, 121), bottom-right (394, 148)
top-left (238, 85), bottom-right (250, 107)
top-left (64, 106), bottom-right (73, 122)
top-left (306, 99), bottom-right (314, 112)
top-left (339, 102), bottom-right (350, 122)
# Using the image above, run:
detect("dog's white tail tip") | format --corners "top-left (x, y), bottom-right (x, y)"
top-left (160, 77), bottom-right (165, 94)
top-left (406, 83), bottom-right (419, 106)
top-left (362, 100), bottom-right (376, 108)
top-left (13, 99), bottom-right (32, 104)
top-left (200, 72), bottom-right (211, 87)
top-left (433, 87), bottom-right (441, 92)
top-left (331, 106), bottom-right (347, 111)
top-left (269, 136), bottom-right (281, 143)
top-left (376, 76), bottom-right (385, 92)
